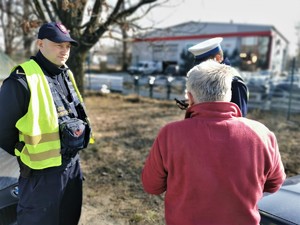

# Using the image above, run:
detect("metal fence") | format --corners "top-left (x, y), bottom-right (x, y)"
top-left (118, 72), bottom-right (300, 116)
top-left (2, 70), bottom-right (300, 116)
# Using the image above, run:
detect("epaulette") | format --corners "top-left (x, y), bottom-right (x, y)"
top-left (232, 76), bottom-right (245, 83)
top-left (11, 66), bottom-right (26, 79)
top-left (15, 69), bottom-right (26, 75)
top-left (10, 67), bottom-right (28, 89)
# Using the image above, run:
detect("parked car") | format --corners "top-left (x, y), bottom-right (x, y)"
top-left (153, 75), bottom-right (169, 86)
top-left (170, 76), bottom-right (187, 94)
top-left (258, 174), bottom-right (300, 225)
top-left (0, 149), bottom-right (19, 225)
top-left (269, 75), bottom-right (300, 99)
top-left (127, 61), bottom-right (163, 75)
top-left (163, 64), bottom-right (186, 76)
top-left (137, 75), bottom-right (154, 86)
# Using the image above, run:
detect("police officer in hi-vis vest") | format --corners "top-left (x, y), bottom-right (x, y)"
top-left (0, 22), bottom-right (94, 225)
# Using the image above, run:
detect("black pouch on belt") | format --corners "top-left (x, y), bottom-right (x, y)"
top-left (15, 141), bottom-right (32, 178)
top-left (59, 118), bottom-right (87, 158)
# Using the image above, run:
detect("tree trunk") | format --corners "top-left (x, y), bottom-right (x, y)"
top-left (122, 28), bottom-right (128, 71)
top-left (23, 0), bottom-right (31, 58)
top-left (67, 48), bottom-right (88, 96)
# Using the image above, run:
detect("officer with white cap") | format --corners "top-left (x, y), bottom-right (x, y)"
top-left (188, 37), bottom-right (249, 117)
top-left (188, 37), bottom-right (225, 65)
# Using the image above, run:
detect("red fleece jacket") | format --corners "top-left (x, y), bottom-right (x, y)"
top-left (141, 102), bottom-right (286, 225)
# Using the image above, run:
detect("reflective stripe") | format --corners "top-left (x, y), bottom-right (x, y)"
top-left (22, 146), bottom-right (61, 161)
top-left (68, 71), bottom-right (83, 103)
top-left (22, 132), bottom-right (60, 145)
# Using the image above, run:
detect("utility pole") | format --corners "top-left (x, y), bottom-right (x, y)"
top-left (287, 57), bottom-right (296, 120)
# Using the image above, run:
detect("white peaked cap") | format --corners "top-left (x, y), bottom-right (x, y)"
top-left (188, 37), bottom-right (223, 58)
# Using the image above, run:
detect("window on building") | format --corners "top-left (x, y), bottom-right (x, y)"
top-left (152, 44), bottom-right (178, 61)
top-left (239, 36), bottom-right (270, 71)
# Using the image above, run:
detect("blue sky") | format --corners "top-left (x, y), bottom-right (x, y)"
top-left (139, 0), bottom-right (300, 57)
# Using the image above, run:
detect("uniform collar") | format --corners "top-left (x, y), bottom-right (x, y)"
top-left (32, 51), bottom-right (69, 76)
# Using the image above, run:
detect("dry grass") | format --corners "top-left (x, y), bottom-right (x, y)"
top-left (79, 93), bottom-right (300, 225)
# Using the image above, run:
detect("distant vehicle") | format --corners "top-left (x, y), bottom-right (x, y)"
top-left (170, 76), bottom-right (187, 94)
top-left (153, 75), bottom-right (169, 86)
top-left (270, 74), bottom-right (300, 98)
top-left (137, 75), bottom-right (153, 86)
top-left (246, 70), bottom-right (271, 86)
top-left (258, 174), bottom-right (300, 225)
top-left (127, 61), bottom-right (163, 75)
top-left (0, 149), bottom-right (19, 225)
top-left (164, 64), bottom-right (180, 76)
top-left (275, 74), bottom-right (300, 89)
top-left (85, 73), bottom-right (124, 93)
top-left (163, 64), bottom-right (186, 76)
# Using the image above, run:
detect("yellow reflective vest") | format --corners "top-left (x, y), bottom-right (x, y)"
top-left (14, 59), bottom-right (85, 169)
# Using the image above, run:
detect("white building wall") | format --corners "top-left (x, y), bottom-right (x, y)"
top-left (131, 42), bottom-right (153, 63)
top-left (269, 31), bottom-right (289, 74)
top-left (132, 37), bottom-right (241, 66)
top-left (131, 22), bottom-right (288, 73)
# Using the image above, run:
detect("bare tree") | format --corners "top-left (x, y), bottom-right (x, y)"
top-left (111, 2), bottom-right (164, 71)
top-left (22, 0), bottom-right (42, 58)
top-left (20, 0), bottom-right (165, 94)
top-left (0, 0), bottom-right (23, 55)
top-left (0, 0), bottom-right (41, 60)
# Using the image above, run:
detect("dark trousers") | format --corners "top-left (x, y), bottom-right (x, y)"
top-left (17, 159), bottom-right (83, 225)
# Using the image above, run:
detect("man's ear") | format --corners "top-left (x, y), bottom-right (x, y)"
top-left (187, 91), bottom-right (195, 107)
top-left (215, 53), bottom-right (223, 63)
top-left (36, 39), bottom-right (43, 48)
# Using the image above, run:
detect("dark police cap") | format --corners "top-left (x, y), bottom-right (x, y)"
top-left (38, 22), bottom-right (78, 46)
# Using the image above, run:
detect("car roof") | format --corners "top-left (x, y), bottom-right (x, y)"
top-left (258, 175), bottom-right (300, 224)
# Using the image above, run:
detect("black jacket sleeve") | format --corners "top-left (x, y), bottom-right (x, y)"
top-left (0, 69), bottom-right (30, 155)
top-left (231, 76), bottom-right (249, 117)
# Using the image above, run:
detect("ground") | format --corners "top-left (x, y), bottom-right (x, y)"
top-left (78, 93), bottom-right (300, 225)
